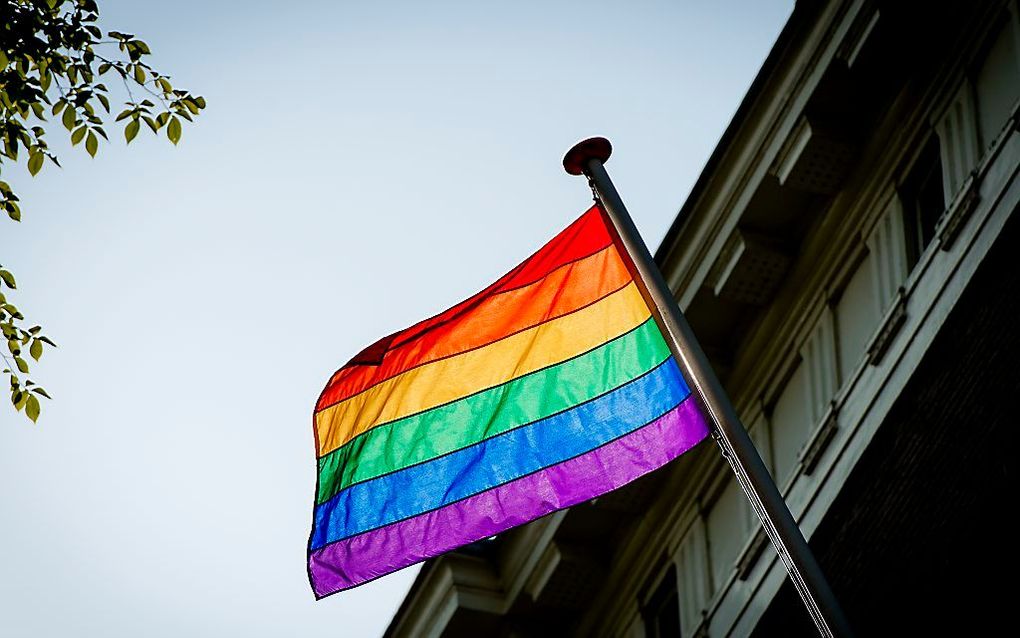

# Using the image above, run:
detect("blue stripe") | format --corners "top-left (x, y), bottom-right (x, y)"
top-left (310, 357), bottom-right (690, 549)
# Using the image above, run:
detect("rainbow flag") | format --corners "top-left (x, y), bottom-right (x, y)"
top-left (308, 205), bottom-right (711, 597)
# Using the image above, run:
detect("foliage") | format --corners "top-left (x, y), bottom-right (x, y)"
top-left (1, 0), bottom-right (205, 421)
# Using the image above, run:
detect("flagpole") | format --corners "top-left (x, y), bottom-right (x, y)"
top-left (563, 137), bottom-right (853, 638)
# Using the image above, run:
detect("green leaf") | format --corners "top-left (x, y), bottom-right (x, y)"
top-left (97, 94), bottom-right (110, 113)
top-left (62, 106), bottom-right (76, 131)
top-left (14, 357), bottom-right (29, 374)
top-left (86, 131), bottom-right (98, 157)
top-left (28, 152), bottom-right (44, 176)
top-left (167, 117), bottom-right (182, 145)
top-left (7, 339), bottom-right (20, 355)
top-left (26, 394), bottom-right (40, 422)
top-left (30, 339), bottom-right (42, 361)
top-left (133, 65), bottom-right (146, 84)
top-left (0, 270), bottom-right (15, 289)
top-left (4, 137), bottom-right (19, 161)
top-left (32, 388), bottom-right (52, 400)
top-left (71, 126), bottom-right (87, 146)
top-left (38, 336), bottom-right (57, 347)
top-left (195, 96), bottom-right (207, 109)
top-left (125, 119), bottom-right (140, 143)
top-left (0, 51), bottom-right (8, 68)
top-left (115, 109), bottom-right (133, 122)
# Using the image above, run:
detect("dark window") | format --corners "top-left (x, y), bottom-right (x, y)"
top-left (643, 566), bottom-right (682, 638)
top-left (901, 135), bottom-right (946, 265)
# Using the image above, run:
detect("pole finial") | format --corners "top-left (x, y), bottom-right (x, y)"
top-left (563, 137), bottom-right (612, 175)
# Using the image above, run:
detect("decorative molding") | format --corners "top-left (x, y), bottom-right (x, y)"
top-left (524, 541), bottom-right (562, 602)
top-left (771, 116), bottom-right (857, 194)
top-left (499, 509), bottom-right (566, 604)
top-left (446, 554), bottom-right (504, 614)
top-left (836, 4), bottom-right (880, 69)
top-left (938, 173), bottom-right (982, 249)
top-left (523, 542), bottom-right (604, 611)
top-left (867, 289), bottom-right (908, 365)
top-left (707, 230), bottom-right (791, 305)
top-left (735, 528), bottom-right (769, 581)
top-left (800, 407), bottom-right (839, 475)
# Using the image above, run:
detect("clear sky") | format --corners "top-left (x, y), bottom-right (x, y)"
top-left (0, 1), bottom-right (791, 635)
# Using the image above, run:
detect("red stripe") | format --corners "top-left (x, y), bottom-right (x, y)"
top-left (316, 206), bottom-right (616, 411)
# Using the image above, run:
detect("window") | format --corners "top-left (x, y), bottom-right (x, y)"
top-left (834, 252), bottom-right (882, 380)
top-left (765, 305), bottom-right (842, 484)
top-left (975, 9), bottom-right (1020, 151)
top-left (706, 476), bottom-right (753, 592)
top-left (676, 517), bottom-right (711, 636)
top-left (769, 359), bottom-right (813, 484)
top-left (643, 566), bottom-right (682, 638)
top-left (866, 197), bottom-right (910, 311)
top-left (900, 136), bottom-right (946, 264)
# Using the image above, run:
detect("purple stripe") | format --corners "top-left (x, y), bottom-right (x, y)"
top-left (308, 396), bottom-right (710, 597)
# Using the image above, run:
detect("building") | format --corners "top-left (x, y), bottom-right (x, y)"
top-left (386, 1), bottom-right (1020, 635)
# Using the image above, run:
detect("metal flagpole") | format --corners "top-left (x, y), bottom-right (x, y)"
top-left (563, 137), bottom-right (854, 638)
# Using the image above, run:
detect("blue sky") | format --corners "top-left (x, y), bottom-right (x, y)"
top-left (0, 1), bottom-right (791, 635)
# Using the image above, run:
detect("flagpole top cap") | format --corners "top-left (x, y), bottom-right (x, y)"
top-left (563, 137), bottom-right (612, 175)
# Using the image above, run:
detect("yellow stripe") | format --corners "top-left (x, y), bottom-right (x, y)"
top-left (315, 282), bottom-right (651, 456)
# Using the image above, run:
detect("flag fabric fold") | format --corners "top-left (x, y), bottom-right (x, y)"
top-left (308, 205), bottom-right (711, 598)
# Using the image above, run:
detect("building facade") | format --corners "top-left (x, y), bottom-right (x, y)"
top-left (387, 1), bottom-right (1020, 635)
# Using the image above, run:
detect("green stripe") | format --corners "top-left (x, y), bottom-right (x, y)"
top-left (316, 317), bottom-right (669, 504)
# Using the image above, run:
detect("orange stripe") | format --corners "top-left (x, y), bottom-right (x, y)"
top-left (317, 206), bottom-right (612, 411)
top-left (318, 245), bottom-right (631, 410)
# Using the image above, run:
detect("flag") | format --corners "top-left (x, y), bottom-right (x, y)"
top-left (308, 205), bottom-right (711, 597)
